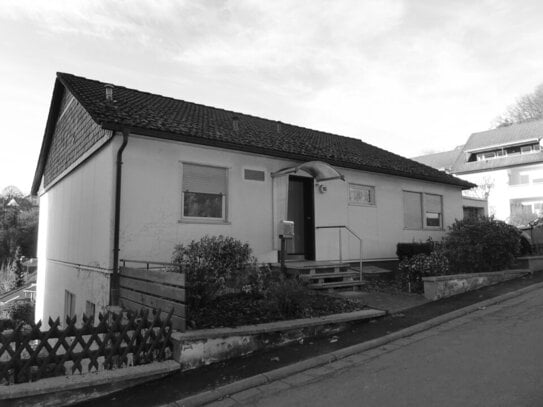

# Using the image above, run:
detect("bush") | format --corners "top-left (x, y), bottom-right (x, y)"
top-left (398, 251), bottom-right (449, 293)
top-left (172, 235), bottom-right (254, 310)
top-left (264, 274), bottom-right (310, 319)
top-left (7, 299), bottom-right (35, 324)
top-left (396, 241), bottom-right (434, 260)
top-left (442, 217), bottom-right (521, 274)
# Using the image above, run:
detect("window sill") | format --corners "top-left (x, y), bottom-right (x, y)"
top-left (178, 219), bottom-right (231, 225)
top-left (348, 202), bottom-right (376, 207)
top-left (403, 227), bottom-right (444, 231)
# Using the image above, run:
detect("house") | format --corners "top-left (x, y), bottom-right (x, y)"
top-left (31, 73), bottom-right (473, 323)
top-left (414, 120), bottom-right (543, 225)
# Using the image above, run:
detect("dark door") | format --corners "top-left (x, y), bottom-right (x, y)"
top-left (287, 176), bottom-right (315, 260)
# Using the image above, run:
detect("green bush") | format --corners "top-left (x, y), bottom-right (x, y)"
top-left (7, 300), bottom-right (35, 324)
top-left (396, 241), bottom-right (434, 260)
top-left (264, 274), bottom-right (311, 319)
top-left (172, 235), bottom-right (253, 309)
top-left (443, 217), bottom-right (521, 274)
top-left (398, 251), bottom-right (449, 293)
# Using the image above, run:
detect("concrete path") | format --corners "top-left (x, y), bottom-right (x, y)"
top-left (339, 290), bottom-right (428, 313)
top-left (206, 286), bottom-right (543, 407)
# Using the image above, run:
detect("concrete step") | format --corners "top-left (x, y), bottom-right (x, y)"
top-left (300, 271), bottom-right (360, 280)
top-left (308, 281), bottom-right (366, 290)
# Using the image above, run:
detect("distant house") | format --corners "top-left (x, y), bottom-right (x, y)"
top-left (31, 73), bottom-right (473, 323)
top-left (414, 120), bottom-right (543, 224)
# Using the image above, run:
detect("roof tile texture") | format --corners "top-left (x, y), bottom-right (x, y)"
top-left (57, 72), bottom-right (471, 188)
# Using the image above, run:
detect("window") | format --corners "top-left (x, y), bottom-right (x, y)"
top-left (403, 191), bottom-right (443, 229)
top-left (403, 191), bottom-right (422, 229)
top-left (349, 184), bottom-right (376, 206)
top-left (424, 193), bottom-right (442, 228)
top-left (463, 206), bottom-right (484, 220)
top-left (85, 301), bottom-right (95, 321)
top-left (244, 168), bottom-right (265, 181)
top-left (64, 290), bottom-right (76, 322)
top-left (182, 163), bottom-right (227, 221)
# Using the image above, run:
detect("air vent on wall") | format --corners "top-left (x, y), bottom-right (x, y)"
top-left (244, 169), bottom-right (265, 181)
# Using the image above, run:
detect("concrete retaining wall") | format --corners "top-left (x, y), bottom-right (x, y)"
top-left (171, 309), bottom-right (386, 371)
top-left (0, 361), bottom-right (179, 407)
top-left (422, 270), bottom-right (531, 301)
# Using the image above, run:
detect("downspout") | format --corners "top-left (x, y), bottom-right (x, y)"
top-left (110, 128), bottom-right (129, 307)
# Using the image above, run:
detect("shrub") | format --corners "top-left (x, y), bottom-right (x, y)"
top-left (398, 251), bottom-right (449, 293)
top-left (442, 217), bottom-right (521, 274)
top-left (264, 274), bottom-right (311, 319)
top-left (6, 299), bottom-right (35, 324)
top-left (172, 235), bottom-right (253, 310)
top-left (396, 241), bottom-right (434, 260)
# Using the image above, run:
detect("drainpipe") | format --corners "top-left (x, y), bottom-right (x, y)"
top-left (110, 128), bottom-right (129, 307)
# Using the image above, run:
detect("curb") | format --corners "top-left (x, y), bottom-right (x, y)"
top-left (168, 280), bottom-right (543, 407)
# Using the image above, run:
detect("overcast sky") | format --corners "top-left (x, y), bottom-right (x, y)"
top-left (2, 0), bottom-right (543, 193)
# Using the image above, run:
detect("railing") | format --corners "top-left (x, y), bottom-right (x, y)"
top-left (119, 259), bottom-right (186, 331)
top-left (120, 259), bottom-right (181, 270)
top-left (315, 226), bottom-right (363, 281)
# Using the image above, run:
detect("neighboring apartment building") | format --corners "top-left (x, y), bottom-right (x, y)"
top-left (414, 119), bottom-right (543, 225)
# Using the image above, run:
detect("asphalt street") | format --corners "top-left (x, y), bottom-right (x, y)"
top-left (210, 286), bottom-right (543, 407)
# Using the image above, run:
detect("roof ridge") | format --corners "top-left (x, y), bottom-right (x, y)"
top-left (56, 72), bottom-right (376, 146)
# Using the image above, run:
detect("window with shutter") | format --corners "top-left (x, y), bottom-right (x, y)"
top-left (403, 191), bottom-right (443, 229)
top-left (182, 163), bottom-right (228, 221)
top-left (403, 191), bottom-right (422, 229)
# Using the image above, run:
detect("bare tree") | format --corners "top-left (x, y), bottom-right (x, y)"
top-left (493, 84), bottom-right (543, 128)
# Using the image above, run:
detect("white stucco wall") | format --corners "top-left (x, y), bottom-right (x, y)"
top-left (459, 163), bottom-right (543, 222)
top-left (315, 167), bottom-right (463, 260)
top-left (35, 140), bottom-right (117, 323)
top-left (119, 135), bottom-right (464, 264)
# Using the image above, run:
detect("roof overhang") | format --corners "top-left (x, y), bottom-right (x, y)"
top-left (271, 161), bottom-right (345, 182)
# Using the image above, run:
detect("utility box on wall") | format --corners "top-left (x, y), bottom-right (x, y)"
top-left (280, 220), bottom-right (295, 238)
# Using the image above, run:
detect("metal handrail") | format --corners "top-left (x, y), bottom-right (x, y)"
top-left (315, 225), bottom-right (363, 281)
top-left (119, 259), bottom-right (181, 271)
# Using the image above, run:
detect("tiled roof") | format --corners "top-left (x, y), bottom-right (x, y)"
top-left (38, 72), bottom-right (473, 190)
top-left (414, 120), bottom-right (543, 175)
top-left (412, 146), bottom-right (464, 172)
top-left (463, 120), bottom-right (543, 152)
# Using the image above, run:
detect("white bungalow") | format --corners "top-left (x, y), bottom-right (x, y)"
top-left (31, 73), bottom-right (473, 323)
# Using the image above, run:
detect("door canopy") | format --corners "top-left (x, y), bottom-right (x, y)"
top-left (272, 161), bottom-right (345, 182)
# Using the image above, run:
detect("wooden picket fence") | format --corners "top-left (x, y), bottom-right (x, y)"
top-left (0, 308), bottom-right (173, 385)
top-left (119, 260), bottom-right (186, 331)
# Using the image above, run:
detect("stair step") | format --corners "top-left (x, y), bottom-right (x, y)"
top-left (350, 265), bottom-right (393, 275)
top-left (300, 271), bottom-right (360, 280)
top-left (309, 281), bottom-right (366, 289)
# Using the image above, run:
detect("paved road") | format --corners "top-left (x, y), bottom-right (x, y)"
top-left (210, 287), bottom-right (543, 407)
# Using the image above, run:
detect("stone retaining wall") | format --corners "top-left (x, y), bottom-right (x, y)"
top-left (422, 270), bottom-right (531, 301)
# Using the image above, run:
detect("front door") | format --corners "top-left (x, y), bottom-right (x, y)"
top-left (287, 176), bottom-right (315, 260)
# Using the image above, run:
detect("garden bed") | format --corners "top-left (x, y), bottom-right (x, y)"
top-left (187, 291), bottom-right (368, 329)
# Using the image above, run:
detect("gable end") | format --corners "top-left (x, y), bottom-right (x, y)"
top-left (41, 88), bottom-right (110, 190)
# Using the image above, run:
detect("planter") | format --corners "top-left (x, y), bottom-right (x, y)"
top-left (422, 270), bottom-right (531, 301)
top-left (171, 309), bottom-right (386, 371)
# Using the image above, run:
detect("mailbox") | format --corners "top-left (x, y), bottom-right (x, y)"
top-left (280, 220), bottom-right (295, 239)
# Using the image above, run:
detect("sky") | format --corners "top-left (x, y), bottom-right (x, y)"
top-left (2, 0), bottom-right (543, 194)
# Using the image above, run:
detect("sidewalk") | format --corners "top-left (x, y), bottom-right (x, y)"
top-left (75, 271), bottom-right (543, 407)
top-left (205, 285), bottom-right (543, 407)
